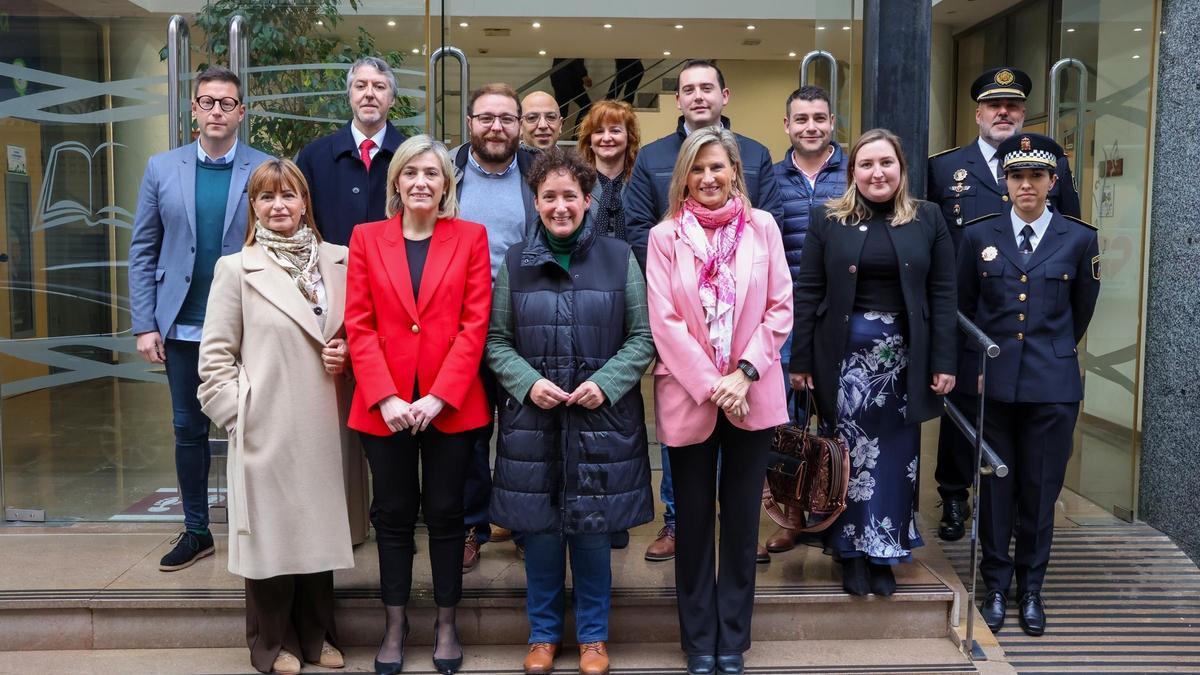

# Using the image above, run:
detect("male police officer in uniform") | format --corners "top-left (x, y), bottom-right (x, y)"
top-left (957, 133), bottom-right (1100, 637)
top-left (927, 66), bottom-right (1082, 542)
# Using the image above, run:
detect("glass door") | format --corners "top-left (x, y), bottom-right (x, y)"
top-left (1055, 0), bottom-right (1158, 520)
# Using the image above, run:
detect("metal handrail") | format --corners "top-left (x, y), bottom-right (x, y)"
top-left (1049, 58), bottom-right (1087, 192)
top-left (800, 50), bottom-right (839, 117)
top-left (947, 310), bottom-right (1002, 663)
top-left (429, 46), bottom-right (469, 144)
top-left (166, 15), bottom-right (191, 149)
top-left (516, 58), bottom-right (577, 96)
top-left (228, 15), bottom-right (250, 142)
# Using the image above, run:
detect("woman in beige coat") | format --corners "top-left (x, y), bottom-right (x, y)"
top-left (199, 158), bottom-right (354, 675)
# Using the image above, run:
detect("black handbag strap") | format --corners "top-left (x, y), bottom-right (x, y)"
top-left (793, 388), bottom-right (822, 432)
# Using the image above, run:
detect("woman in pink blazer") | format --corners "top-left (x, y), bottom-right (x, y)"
top-left (645, 126), bottom-right (792, 675)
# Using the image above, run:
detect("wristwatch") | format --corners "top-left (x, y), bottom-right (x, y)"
top-left (737, 360), bottom-right (760, 381)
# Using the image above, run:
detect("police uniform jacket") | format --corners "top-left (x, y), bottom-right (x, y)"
top-left (928, 142), bottom-right (1081, 248)
top-left (790, 200), bottom-right (958, 426)
top-left (956, 210), bottom-right (1100, 403)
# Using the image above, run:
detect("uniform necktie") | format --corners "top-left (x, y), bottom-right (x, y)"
top-left (359, 138), bottom-right (376, 173)
top-left (993, 157), bottom-right (1004, 184)
top-left (1018, 224), bottom-right (1035, 255)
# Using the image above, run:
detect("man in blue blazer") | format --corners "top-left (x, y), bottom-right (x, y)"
top-left (296, 56), bottom-right (407, 246)
top-left (958, 133), bottom-right (1100, 637)
top-left (128, 66), bottom-right (272, 572)
top-left (927, 66), bottom-right (1082, 543)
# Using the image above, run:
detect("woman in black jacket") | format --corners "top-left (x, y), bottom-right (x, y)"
top-left (790, 128), bottom-right (957, 597)
top-left (485, 148), bottom-right (656, 675)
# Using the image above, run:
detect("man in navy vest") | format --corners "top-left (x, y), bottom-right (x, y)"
top-left (296, 56), bottom-right (406, 246)
top-left (927, 66), bottom-right (1081, 542)
top-left (129, 66), bottom-right (271, 572)
top-left (764, 84), bottom-right (846, 554)
top-left (958, 133), bottom-right (1100, 637)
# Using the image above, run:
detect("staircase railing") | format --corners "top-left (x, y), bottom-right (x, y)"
top-left (559, 59), bottom-right (689, 141)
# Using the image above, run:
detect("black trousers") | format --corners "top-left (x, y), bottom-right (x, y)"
top-left (244, 572), bottom-right (336, 673)
top-left (935, 391), bottom-right (978, 501)
top-left (607, 59), bottom-right (645, 105)
top-left (361, 426), bottom-right (473, 607)
top-left (978, 400), bottom-right (1079, 595)
top-left (669, 413), bottom-right (772, 657)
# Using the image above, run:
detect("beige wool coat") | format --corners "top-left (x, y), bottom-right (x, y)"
top-left (198, 241), bottom-right (355, 579)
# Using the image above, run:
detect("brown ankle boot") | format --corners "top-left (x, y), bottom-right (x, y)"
top-left (524, 642), bottom-right (559, 674)
top-left (579, 641), bottom-right (609, 675)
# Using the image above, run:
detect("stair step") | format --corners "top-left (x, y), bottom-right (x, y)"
top-left (0, 639), bottom-right (988, 674)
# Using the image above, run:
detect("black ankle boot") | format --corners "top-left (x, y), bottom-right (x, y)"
top-left (841, 557), bottom-right (869, 596)
top-left (868, 561), bottom-right (897, 596)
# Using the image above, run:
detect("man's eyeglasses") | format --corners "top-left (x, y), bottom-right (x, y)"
top-left (469, 113), bottom-right (520, 128)
top-left (195, 96), bottom-right (241, 112)
top-left (522, 112), bottom-right (562, 124)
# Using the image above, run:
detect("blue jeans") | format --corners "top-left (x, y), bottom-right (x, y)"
top-left (523, 532), bottom-right (611, 644)
top-left (164, 338), bottom-right (212, 531)
top-left (659, 446), bottom-right (676, 527)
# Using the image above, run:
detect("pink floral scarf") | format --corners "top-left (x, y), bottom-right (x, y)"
top-left (675, 195), bottom-right (747, 371)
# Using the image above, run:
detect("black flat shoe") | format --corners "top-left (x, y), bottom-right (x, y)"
top-left (841, 557), bottom-right (870, 596)
top-left (937, 498), bottom-right (969, 541)
top-left (375, 622), bottom-right (410, 675)
top-left (1018, 592), bottom-right (1046, 636)
top-left (432, 620), bottom-right (464, 674)
top-left (687, 654), bottom-right (717, 674)
top-left (610, 530), bottom-right (630, 549)
top-left (980, 590), bottom-right (1007, 633)
top-left (717, 654), bottom-right (744, 674)
top-left (867, 562), bottom-right (897, 597)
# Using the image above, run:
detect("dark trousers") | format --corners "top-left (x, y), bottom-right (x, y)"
top-left (164, 338), bottom-right (212, 531)
top-left (935, 391), bottom-right (978, 501)
top-left (463, 368), bottom-right (498, 540)
top-left (607, 59), bottom-right (645, 105)
top-left (361, 426), bottom-right (472, 607)
top-left (669, 413), bottom-right (772, 657)
top-left (978, 400), bottom-right (1079, 595)
top-left (551, 80), bottom-right (591, 134)
top-left (244, 571), bottom-right (337, 673)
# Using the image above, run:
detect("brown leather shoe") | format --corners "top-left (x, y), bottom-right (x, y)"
top-left (491, 524), bottom-right (514, 542)
top-left (313, 641), bottom-right (344, 668)
top-left (765, 526), bottom-right (799, 553)
top-left (579, 641), bottom-right (609, 675)
top-left (271, 649), bottom-right (301, 674)
top-left (523, 642), bottom-right (559, 674)
top-left (463, 527), bottom-right (482, 573)
top-left (756, 543), bottom-right (771, 564)
top-left (644, 525), bottom-right (676, 561)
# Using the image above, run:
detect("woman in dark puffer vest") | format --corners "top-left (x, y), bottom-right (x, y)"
top-left (486, 147), bottom-right (656, 675)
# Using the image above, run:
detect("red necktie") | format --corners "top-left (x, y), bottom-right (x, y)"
top-left (360, 138), bottom-right (376, 173)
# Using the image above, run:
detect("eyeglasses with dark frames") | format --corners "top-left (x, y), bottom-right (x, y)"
top-left (195, 96), bottom-right (241, 112)
top-left (469, 113), bottom-right (520, 128)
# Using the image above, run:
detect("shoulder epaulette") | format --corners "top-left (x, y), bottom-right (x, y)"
top-left (928, 146), bottom-right (960, 160)
top-left (963, 213), bottom-right (1002, 227)
top-left (1062, 214), bottom-right (1098, 231)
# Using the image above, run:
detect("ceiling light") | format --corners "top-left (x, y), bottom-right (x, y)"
top-left (538, 50), bottom-right (547, 56)
top-left (817, 25), bottom-right (826, 30)
top-left (387, 20), bottom-right (396, 27)
top-left (459, 21), bottom-right (468, 28)
top-left (411, 48), bottom-right (419, 54)
top-left (663, 50), bottom-right (672, 56)
top-left (1132, 54), bottom-right (1140, 59)
top-left (1066, 27), bottom-right (1075, 32)
top-left (746, 24), bottom-right (756, 30)
top-left (788, 51), bottom-right (797, 57)
top-left (1134, 27), bottom-right (1143, 32)
top-left (603, 23), bottom-right (613, 29)
top-left (675, 24), bottom-right (684, 29)
top-left (532, 21), bottom-right (541, 29)
top-left (842, 25), bottom-right (851, 30)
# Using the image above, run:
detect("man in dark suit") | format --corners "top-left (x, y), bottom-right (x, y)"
top-left (958, 133), bottom-right (1100, 637)
top-left (296, 56), bottom-right (406, 246)
top-left (927, 66), bottom-right (1083, 542)
top-left (623, 59), bottom-right (783, 564)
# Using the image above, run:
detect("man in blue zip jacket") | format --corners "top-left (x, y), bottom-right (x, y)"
top-left (623, 59), bottom-right (783, 564)
top-left (764, 85), bottom-right (846, 554)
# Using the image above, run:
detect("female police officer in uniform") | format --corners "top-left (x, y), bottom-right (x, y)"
top-left (956, 132), bottom-right (1100, 637)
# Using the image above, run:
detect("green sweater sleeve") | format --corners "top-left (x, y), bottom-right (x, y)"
top-left (588, 251), bottom-right (657, 404)
top-left (485, 263), bottom-right (543, 403)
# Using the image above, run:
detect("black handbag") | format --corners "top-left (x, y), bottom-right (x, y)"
top-left (761, 391), bottom-right (850, 533)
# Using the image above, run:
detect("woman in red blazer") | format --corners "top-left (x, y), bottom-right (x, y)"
top-left (345, 135), bottom-right (491, 675)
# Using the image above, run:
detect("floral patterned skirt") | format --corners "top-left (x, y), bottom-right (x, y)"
top-left (821, 311), bottom-right (923, 565)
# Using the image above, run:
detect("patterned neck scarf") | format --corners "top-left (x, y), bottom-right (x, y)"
top-left (595, 172), bottom-right (626, 240)
top-left (675, 194), bottom-right (747, 371)
top-left (254, 222), bottom-right (322, 304)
